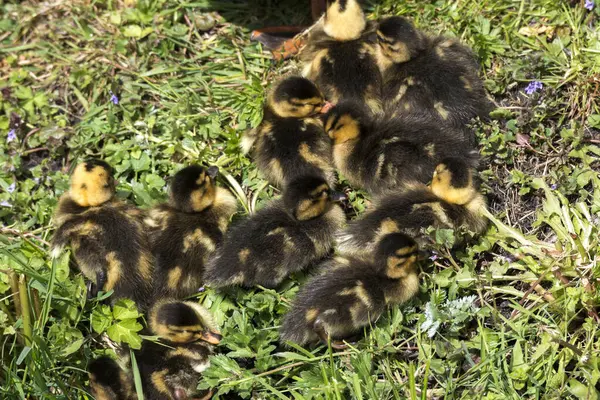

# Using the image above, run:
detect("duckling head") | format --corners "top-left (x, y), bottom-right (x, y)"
top-left (149, 299), bottom-right (221, 345)
top-left (169, 165), bottom-right (219, 213)
top-left (430, 158), bottom-right (478, 205)
top-left (268, 77), bottom-right (326, 118)
top-left (69, 159), bottom-right (115, 207)
top-left (284, 176), bottom-right (346, 221)
top-left (324, 0), bottom-right (367, 41)
top-left (324, 102), bottom-right (365, 145)
top-left (377, 16), bottom-right (425, 64)
top-left (375, 233), bottom-right (419, 279)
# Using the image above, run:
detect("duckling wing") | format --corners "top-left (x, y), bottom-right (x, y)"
top-left (337, 188), bottom-right (439, 256)
top-left (280, 263), bottom-right (387, 345)
top-left (204, 203), bottom-right (318, 288)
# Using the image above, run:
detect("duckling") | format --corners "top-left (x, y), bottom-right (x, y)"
top-left (136, 340), bottom-right (214, 400)
top-left (148, 299), bottom-right (222, 345)
top-left (204, 175), bottom-right (346, 289)
top-left (280, 232), bottom-right (420, 349)
top-left (324, 102), bottom-right (477, 196)
top-left (145, 165), bottom-right (237, 299)
top-left (336, 158), bottom-right (488, 258)
top-left (376, 16), bottom-right (493, 128)
top-left (88, 356), bottom-right (135, 400)
top-left (50, 159), bottom-right (154, 309)
top-left (241, 77), bottom-right (335, 187)
top-left (301, 0), bottom-right (382, 113)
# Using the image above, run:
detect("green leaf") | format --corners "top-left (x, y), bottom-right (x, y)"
top-left (112, 299), bottom-right (141, 320)
top-left (568, 379), bottom-right (597, 399)
top-left (123, 25), bottom-right (142, 37)
top-left (91, 304), bottom-right (113, 334)
top-left (106, 319), bottom-right (143, 349)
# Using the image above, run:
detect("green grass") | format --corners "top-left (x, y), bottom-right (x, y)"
top-left (1, 0), bottom-right (599, 398)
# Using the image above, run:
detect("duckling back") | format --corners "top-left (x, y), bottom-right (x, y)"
top-left (253, 109), bottom-right (334, 187)
top-left (204, 176), bottom-right (346, 289)
top-left (280, 257), bottom-right (387, 346)
top-left (302, 0), bottom-right (382, 112)
top-left (326, 103), bottom-right (478, 195)
top-left (52, 196), bottom-right (155, 309)
top-left (337, 183), bottom-right (487, 258)
top-left (379, 20), bottom-right (492, 128)
top-left (281, 233), bottom-right (420, 348)
top-left (303, 33), bottom-right (382, 112)
top-left (204, 199), bottom-right (343, 289)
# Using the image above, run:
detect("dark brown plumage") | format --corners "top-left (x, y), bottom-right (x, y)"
top-left (376, 16), bottom-right (493, 129)
top-left (50, 159), bottom-right (154, 309)
top-left (145, 165), bottom-right (237, 300)
top-left (301, 0), bottom-right (382, 113)
top-left (324, 102), bottom-right (478, 196)
top-left (280, 233), bottom-right (420, 348)
top-left (241, 77), bottom-right (334, 187)
top-left (336, 158), bottom-right (488, 258)
top-left (203, 176), bottom-right (346, 289)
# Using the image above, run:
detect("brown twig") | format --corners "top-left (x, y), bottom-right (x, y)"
top-left (0, 227), bottom-right (51, 247)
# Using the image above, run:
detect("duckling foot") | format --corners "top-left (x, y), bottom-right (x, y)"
top-left (313, 318), bottom-right (349, 350)
top-left (250, 27), bottom-right (307, 61)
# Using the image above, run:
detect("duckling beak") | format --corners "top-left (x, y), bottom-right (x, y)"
top-left (201, 330), bottom-right (222, 345)
top-left (330, 191), bottom-right (347, 202)
top-left (207, 166), bottom-right (219, 179)
top-left (417, 250), bottom-right (429, 261)
top-left (320, 101), bottom-right (334, 114)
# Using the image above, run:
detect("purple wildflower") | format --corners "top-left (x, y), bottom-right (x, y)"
top-left (0, 200), bottom-right (11, 207)
top-left (550, 183), bottom-right (558, 190)
top-left (109, 90), bottom-right (119, 105)
top-left (197, 286), bottom-right (206, 293)
top-left (585, 0), bottom-right (594, 10)
top-left (525, 81), bottom-right (543, 95)
top-left (7, 129), bottom-right (17, 143)
top-left (7, 182), bottom-right (16, 193)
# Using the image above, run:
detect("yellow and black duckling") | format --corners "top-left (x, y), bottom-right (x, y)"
top-left (50, 159), bottom-right (154, 309)
top-left (324, 101), bottom-right (477, 196)
top-left (136, 340), bottom-right (214, 400)
top-left (301, 0), bottom-right (382, 113)
top-left (376, 16), bottom-right (493, 128)
top-left (280, 232), bottom-right (420, 349)
top-left (144, 165), bottom-right (237, 299)
top-left (241, 76), bottom-right (335, 187)
top-left (88, 356), bottom-right (135, 400)
top-left (336, 157), bottom-right (488, 257)
top-left (203, 175), bottom-right (346, 289)
top-left (148, 299), bottom-right (222, 345)
top-left (141, 299), bottom-right (219, 399)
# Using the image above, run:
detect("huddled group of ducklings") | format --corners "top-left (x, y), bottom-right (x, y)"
top-left (50, 0), bottom-right (493, 398)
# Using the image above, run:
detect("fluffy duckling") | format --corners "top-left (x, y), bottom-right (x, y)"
top-left (141, 299), bottom-right (219, 399)
top-left (50, 159), bottom-right (154, 308)
top-left (376, 16), bottom-right (492, 127)
top-left (337, 158), bottom-right (488, 257)
top-left (204, 175), bottom-right (346, 289)
top-left (88, 356), bottom-right (135, 400)
top-left (280, 232), bottom-right (420, 349)
top-left (136, 340), bottom-right (214, 400)
top-left (148, 299), bottom-right (222, 345)
top-left (145, 165), bottom-right (237, 299)
top-left (301, 0), bottom-right (382, 113)
top-left (241, 77), bottom-right (335, 187)
top-left (324, 102), bottom-right (477, 196)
